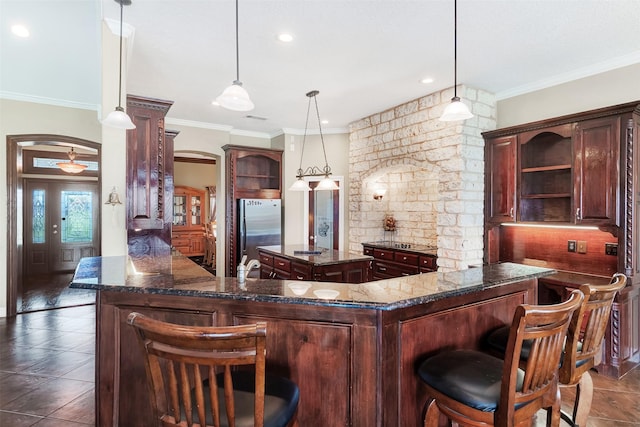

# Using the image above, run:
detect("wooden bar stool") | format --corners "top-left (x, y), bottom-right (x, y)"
top-left (486, 273), bottom-right (627, 427)
top-left (127, 313), bottom-right (299, 427)
top-left (417, 290), bottom-right (584, 427)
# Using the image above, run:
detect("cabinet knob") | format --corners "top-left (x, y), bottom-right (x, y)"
top-left (509, 208), bottom-right (514, 218)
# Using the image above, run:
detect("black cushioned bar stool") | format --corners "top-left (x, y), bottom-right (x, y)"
top-left (486, 273), bottom-right (626, 427)
top-left (417, 290), bottom-right (584, 427)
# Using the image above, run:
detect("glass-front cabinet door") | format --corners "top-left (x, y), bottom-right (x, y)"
top-left (173, 194), bottom-right (187, 227)
top-left (190, 195), bottom-right (202, 226)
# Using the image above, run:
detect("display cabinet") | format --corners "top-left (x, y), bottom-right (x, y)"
top-left (171, 186), bottom-right (205, 256)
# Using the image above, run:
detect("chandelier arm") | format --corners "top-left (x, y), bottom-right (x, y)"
top-left (298, 93), bottom-right (313, 172)
top-left (313, 94), bottom-right (330, 173)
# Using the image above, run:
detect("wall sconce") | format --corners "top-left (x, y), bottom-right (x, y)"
top-left (373, 188), bottom-right (387, 200)
top-left (105, 187), bottom-right (123, 206)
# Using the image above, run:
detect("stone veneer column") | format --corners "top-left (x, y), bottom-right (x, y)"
top-left (348, 86), bottom-right (496, 271)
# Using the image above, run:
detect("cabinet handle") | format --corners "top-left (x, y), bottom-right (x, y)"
top-left (379, 267), bottom-right (387, 272)
top-left (509, 208), bottom-right (514, 218)
top-left (576, 208), bottom-right (581, 221)
top-left (296, 275), bottom-right (304, 280)
top-left (380, 252), bottom-right (385, 257)
top-left (403, 256), bottom-right (408, 261)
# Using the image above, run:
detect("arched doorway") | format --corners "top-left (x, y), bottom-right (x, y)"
top-left (7, 135), bottom-right (101, 315)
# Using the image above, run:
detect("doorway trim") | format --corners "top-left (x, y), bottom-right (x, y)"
top-left (6, 134), bottom-right (101, 317)
top-left (303, 175), bottom-right (345, 251)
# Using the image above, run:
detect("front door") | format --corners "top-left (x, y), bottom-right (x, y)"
top-left (24, 179), bottom-right (99, 274)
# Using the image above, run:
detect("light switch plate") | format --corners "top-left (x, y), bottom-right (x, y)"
top-left (577, 241), bottom-right (587, 254)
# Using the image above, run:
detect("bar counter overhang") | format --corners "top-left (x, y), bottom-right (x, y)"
top-left (71, 253), bottom-right (554, 427)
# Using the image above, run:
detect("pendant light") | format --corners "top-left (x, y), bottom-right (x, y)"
top-left (289, 90), bottom-right (338, 192)
top-left (103, 0), bottom-right (136, 129)
top-left (439, 0), bottom-right (473, 122)
top-left (215, 0), bottom-right (254, 111)
top-left (57, 147), bottom-right (88, 174)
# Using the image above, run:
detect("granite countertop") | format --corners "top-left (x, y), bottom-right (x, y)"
top-left (362, 241), bottom-right (437, 256)
top-left (70, 252), bottom-right (554, 311)
top-left (258, 245), bottom-right (373, 265)
top-left (538, 270), bottom-right (613, 287)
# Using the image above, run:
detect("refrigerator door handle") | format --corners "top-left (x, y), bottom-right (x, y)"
top-left (242, 214), bottom-right (247, 255)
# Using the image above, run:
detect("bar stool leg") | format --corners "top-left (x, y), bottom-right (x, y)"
top-left (573, 372), bottom-right (594, 427)
top-left (423, 399), bottom-right (442, 427)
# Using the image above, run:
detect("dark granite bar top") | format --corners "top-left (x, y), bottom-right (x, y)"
top-left (361, 241), bottom-right (437, 256)
top-left (257, 245), bottom-right (372, 266)
top-left (538, 270), bottom-right (612, 287)
top-left (70, 252), bottom-right (555, 311)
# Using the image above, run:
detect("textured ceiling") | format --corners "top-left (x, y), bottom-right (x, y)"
top-left (2, 0), bottom-right (640, 136)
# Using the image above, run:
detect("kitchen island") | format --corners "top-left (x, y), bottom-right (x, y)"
top-left (71, 253), bottom-right (553, 427)
top-left (258, 244), bottom-right (372, 283)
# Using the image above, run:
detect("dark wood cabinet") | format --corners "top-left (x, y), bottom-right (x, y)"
top-left (486, 135), bottom-right (516, 223)
top-left (258, 248), bottom-right (370, 284)
top-left (223, 145), bottom-right (283, 276)
top-left (362, 244), bottom-right (437, 281)
top-left (126, 95), bottom-right (174, 255)
top-left (171, 186), bottom-right (205, 256)
top-left (574, 116), bottom-right (620, 226)
top-left (483, 101), bottom-right (640, 378)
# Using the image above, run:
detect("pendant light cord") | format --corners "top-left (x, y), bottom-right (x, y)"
top-left (453, 0), bottom-right (458, 98)
top-left (234, 0), bottom-right (240, 83)
top-left (117, 0), bottom-right (124, 108)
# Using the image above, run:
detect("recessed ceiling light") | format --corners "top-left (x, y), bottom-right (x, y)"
top-left (421, 77), bottom-right (434, 84)
top-left (278, 33), bottom-right (293, 43)
top-left (11, 24), bottom-right (30, 38)
top-left (321, 120), bottom-right (329, 125)
top-left (211, 100), bottom-right (220, 106)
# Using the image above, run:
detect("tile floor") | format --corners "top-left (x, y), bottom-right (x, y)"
top-left (0, 305), bottom-right (95, 426)
top-left (0, 303), bottom-right (638, 426)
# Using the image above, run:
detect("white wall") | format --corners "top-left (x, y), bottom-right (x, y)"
top-left (497, 63), bottom-right (640, 128)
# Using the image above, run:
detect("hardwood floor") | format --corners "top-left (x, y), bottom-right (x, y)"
top-left (0, 303), bottom-right (638, 426)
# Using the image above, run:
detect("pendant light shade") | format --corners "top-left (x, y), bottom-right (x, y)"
top-left (439, 0), bottom-right (473, 122)
top-left (216, 0), bottom-right (254, 112)
top-left (103, 0), bottom-right (135, 130)
top-left (57, 147), bottom-right (88, 174)
top-left (289, 90), bottom-right (338, 192)
top-left (440, 96), bottom-right (473, 121)
top-left (216, 81), bottom-right (254, 111)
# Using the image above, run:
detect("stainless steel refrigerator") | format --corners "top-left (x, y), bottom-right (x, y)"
top-left (238, 199), bottom-right (282, 273)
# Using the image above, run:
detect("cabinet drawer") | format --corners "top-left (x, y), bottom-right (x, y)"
top-left (373, 248), bottom-right (394, 261)
top-left (394, 252), bottom-right (418, 265)
top-left (273, 256), bottom-right (291, 272)
top-left (291, 261), bottom-right (312, 280)
top-left (171, 238), bottom-right (190, 247)
top-left (363, 246), bottom-right (374, 256)
top-left (372, 260), bottom-right (418, 277)
top-left (420, 255), bottom-right (436, 270)
top-left (259, 253), bottom-right (274, 267)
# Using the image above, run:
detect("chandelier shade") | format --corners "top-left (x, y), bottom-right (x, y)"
top-left (289, 90), bottom-right (338, 192)
top-left (439, 0), bottom-right (473, 122)
top-left (57, 147), bottom-right (88, 174)
top-left (103, 0), bottom-right (135, 130)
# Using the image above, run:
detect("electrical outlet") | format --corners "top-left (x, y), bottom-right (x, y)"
top-left (605, 243), bottom-right (618, 256)
top-left (567, 240), bottom-right (576, 252)
top-left (577, 241), bottom-right (587, 254)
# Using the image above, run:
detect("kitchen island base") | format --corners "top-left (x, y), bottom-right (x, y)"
top-left (93, 279), bottom-right (537, 426)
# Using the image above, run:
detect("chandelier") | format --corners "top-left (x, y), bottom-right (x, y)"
top-left (57, 148), bottom-right (88, 174)
top-left (289, 90), bottom-right (338, 192)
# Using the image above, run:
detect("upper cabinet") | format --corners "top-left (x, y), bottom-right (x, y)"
top-left (573, 116), bottom-right (620, 226)
top-left (518, 124), bottom-right (574, 223)
top-left (485, 135), bottom-right (517, 223)
top-left (484, 103), bottom-right (631, 230)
